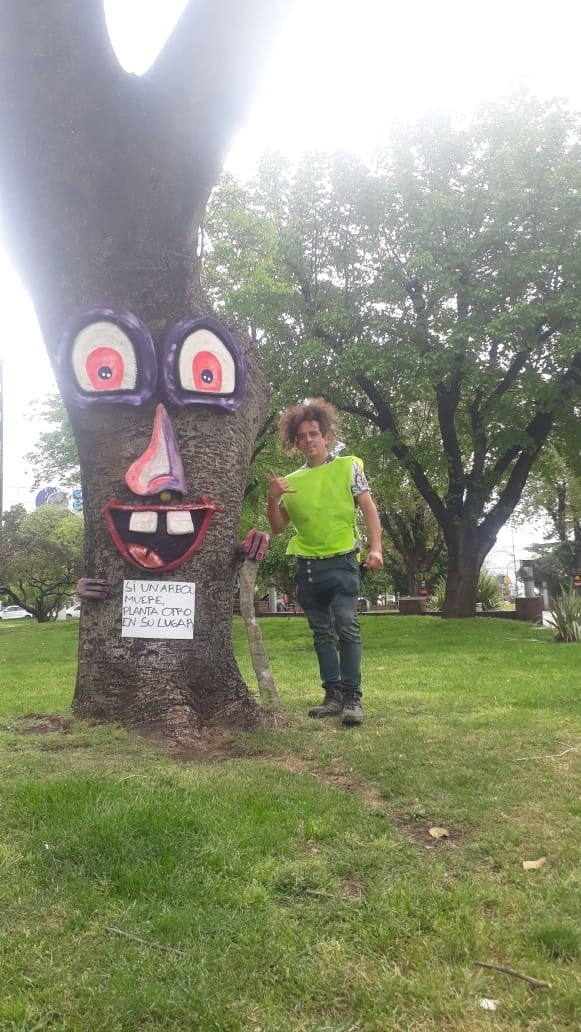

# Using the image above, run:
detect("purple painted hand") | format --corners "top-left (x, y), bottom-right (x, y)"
top-left (76, 577), bottom-right (110, 601)
top-left (236, 529), bottom-right (270, 563)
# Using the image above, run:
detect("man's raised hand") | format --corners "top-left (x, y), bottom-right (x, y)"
top-left (268, 470), bottom-right (297, 499)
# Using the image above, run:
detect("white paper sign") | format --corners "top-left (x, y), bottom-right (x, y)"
top-left (122, 579), bottom-right (195, 639)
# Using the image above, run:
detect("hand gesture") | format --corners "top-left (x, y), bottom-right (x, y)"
top-left (268, 470), bottom-right (297, 500)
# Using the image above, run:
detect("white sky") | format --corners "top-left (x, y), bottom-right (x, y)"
top-left (1, 0), bottom-right (577, 565)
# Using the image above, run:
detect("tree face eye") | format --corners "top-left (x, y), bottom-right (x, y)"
top-left (179, 330), bottom-right (235, 395)
top-left (59, 306), bottom-right (157, 408)
top-left (163, 316), bottom-right (247, 411)
top-left (73, 325), bottom-right (137, 393)
top-left (59, 309), bottom-right (246, 411)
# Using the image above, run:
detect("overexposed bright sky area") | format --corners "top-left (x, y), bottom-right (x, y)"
top-left (1, 0), bottom-right (578, 567)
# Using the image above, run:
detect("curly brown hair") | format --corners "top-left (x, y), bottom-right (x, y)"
top-left (278, 398), bottom-right (340, 454)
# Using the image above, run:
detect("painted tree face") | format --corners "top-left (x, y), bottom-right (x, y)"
top-left (58, 305), bottom-right (247, 572)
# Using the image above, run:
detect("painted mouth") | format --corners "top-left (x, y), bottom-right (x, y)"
top-left (102, 495), bottom-right (222, 572)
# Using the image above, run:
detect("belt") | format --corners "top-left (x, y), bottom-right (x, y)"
top-left (296, 551), bottom-right (356, 562)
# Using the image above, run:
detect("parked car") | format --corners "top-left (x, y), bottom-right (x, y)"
top-left (65, 603), bottom-right (81, 619)
top-left (0, 605), bottom-right (33, 620)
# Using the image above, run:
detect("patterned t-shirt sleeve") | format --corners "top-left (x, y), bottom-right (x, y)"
top-left (351, 460), bottom-right (370, 497)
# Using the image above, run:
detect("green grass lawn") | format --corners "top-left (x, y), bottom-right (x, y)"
top-left (1, 617), bottom-right (579, 1031)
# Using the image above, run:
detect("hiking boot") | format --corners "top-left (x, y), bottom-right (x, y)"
top-left (342, 693), bottom-right (363, 726)
top-left (308, 694), bottom-right (343, 718)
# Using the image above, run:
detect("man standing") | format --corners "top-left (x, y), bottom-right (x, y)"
top-left (267, 399), bottom-right (383, 726)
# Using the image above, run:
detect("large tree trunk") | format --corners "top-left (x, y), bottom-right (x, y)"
top-left (0, 0), bottom-right (290, 738)
top-left (442, 524), bottom-right (494, 618)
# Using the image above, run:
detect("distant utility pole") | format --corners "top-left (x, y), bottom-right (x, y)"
top-left (510, 522), bottom-right (519, 593)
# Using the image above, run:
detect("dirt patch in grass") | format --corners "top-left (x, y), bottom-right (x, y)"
top-left (391, 811), bottom-right (456, 849)
top-left (340, 877), bottom-right (366, 899)
top-left (38, 739), bottom-right (94, 751)
top-left (251, 753), bottom-right (458, 851)
top-left (0, 715), bottom-right (456, 852)
top-left (5, 713), bottom-right (73, 735)
top-left (170, 731), bottom-right (266, 765)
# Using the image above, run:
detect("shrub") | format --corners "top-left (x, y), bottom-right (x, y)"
top-left (477, 571), bottom-right (503, 610)
top-left (428, 578), bottom-right (446, 611)
top-left (549, 588), bottom-right (581, 643)
top-left (428, 572), bottom-right (502, 612)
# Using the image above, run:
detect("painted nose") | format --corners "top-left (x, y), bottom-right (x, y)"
top-left (125, 403), bottom-right (187, 496)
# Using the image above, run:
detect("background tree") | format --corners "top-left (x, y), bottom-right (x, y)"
top-left (340, 420), bottom-right (446, 594)
top-left (0, 505), bottom-right (83, 621)
top-left (203, 180), bottom-right (446, 591)
top-left (378, 490), bottom-right (444, 595)
top-left (202, 98), bottom-right (581, 616)
top-left (0, 0), bottom-right (291, 737)
top-left (520, 444), bottom-right (580, 546)
top-left (25, 394), bottom-right (80, 489)
top-left (520, 441), bottom-right (581, 593)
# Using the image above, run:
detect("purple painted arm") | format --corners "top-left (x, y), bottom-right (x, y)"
top-left (76, 578), bottom-right (110, 601)
top-left (236, 530), bottom-right (270, 563)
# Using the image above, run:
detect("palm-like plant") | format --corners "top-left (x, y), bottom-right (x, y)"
top-left (549, 589), bottom-right (581, 642)
top-left (429, 572), bottom-right (502, 612)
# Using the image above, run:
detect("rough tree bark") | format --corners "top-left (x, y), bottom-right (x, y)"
top-left (0, 0), bottom-right (290, 738)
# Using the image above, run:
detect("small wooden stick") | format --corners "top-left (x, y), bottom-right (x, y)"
top-left (475, 961), bottom-right (552, 989)
top-left (106, 926), bottom-right (187, 957)
top-left (239, 560), bottom-right (280, 710)
top-left (303, 889), bottom-right (361, 902)
top-left (514, 746), bottom-right (578, 762)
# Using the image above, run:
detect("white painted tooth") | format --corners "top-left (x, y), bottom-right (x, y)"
top-left (167, 510), bottom-right (194, 535)
top-left (129, 511), bottom-right (158, 533)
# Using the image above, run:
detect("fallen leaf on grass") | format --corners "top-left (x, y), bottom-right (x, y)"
top-left (429, 826), bottom-right (449, 840)
top-left (479, 998), bottom-right (499, 1011)
top-left (522, 857), bottom-right (547, 871)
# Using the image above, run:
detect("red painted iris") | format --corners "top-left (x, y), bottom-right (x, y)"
top-left (86, 346), bottom-right (126, 391)
top-left (192, 350), bottom-right (223, 392)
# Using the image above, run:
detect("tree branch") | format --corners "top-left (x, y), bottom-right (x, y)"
top-left (380, 511), bottom-right (409, 559)
top-left (0, 0), bottom-right (292, 332)
top-left (481, 409), bottom-right (554, 538)
top-left (491, 349), bottom-right (531, 402)
top-left (486, 325), bottom-right (558, 410)
top-left (435, 375), bottom-right (465, 514)
top-left (492, 349), bottom-right (581, 484)
top-left (466, 388), bottom-right (488, 498)
top-left (0, 587), bottom-right (33, 613)
top-left (355, 375), bottom-right (448, 526)
top-left (149, 0), bottom-right (292, 189)
top-left (337, 402), bottom-right (384, 427)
